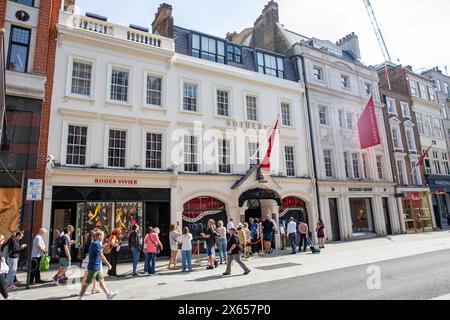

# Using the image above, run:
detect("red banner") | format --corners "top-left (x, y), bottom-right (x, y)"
top-left (260, 118), bottom-right (279, 171)
top-left (358, 96), bottom-right (381, 149)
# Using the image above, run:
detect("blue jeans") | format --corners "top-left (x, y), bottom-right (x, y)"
top-left (6, 257), bottom-right (18, 287)
top-left (131, 247), bottom-right (140, 274)
top-left (217, 238), bottom-right (227, 263)
top-left (289, 233), bottom-right (297, 253)
top-left (145, 252), bottom-right (156, 274)
top-left (181, 250), bottom-right (192, 271)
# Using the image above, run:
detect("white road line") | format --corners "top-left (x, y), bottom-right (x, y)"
top-left (431, 294), bottom-right (450, 300)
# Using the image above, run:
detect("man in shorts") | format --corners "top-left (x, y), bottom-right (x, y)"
top-left (78, 230), bottom-right (118, 300)
top-left (262, 215), bottom-right (274, 254)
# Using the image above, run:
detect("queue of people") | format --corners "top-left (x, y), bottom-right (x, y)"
top-left (0, 216), bottom-right (325, 300)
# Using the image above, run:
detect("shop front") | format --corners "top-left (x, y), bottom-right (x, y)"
top-left (427, 175), bottom-right (450, 229)
top-left (398, 190), bottom-right (434, 233)
top-left (51, 186), bottom-right (171, 259)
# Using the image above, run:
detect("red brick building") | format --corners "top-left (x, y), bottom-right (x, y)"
top-left (0, 0), bottom-right (61, 240)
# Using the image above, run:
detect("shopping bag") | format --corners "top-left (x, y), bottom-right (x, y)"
top-left (0, 259), bottom-right (9, 274)
top-left (39, 255), bottom-right (51, 272)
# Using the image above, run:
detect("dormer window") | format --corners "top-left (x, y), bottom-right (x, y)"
top-left (257, 51), bottom-right (284, 79)
top-left (227, 45), bottom-right (242, 64)
top-left (192, 34), bottom-right (225, 64)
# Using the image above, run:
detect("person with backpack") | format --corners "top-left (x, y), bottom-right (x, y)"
top-left (201, 219), bottom-right (219, 270)
top-left (222, 227), bottom-right (251, 276)
top-left (128, 225), bottom-right (142, 277)
top-left (53, 225), bottom-right (74, 285)
top-left (30, 228), bottom-right (48, 285)
top-left (78, 230), bottom-right (118, 300)
top-left (143, 227), bottom-right (163, 276)
top-left (168, 224), bottom-right (181, 270)
top-left (298, 220), bottom-right (309, 253)
top-left (106, 228), bottom-right (122, 278)
top-left (250, 218), bottom-right (260, 254)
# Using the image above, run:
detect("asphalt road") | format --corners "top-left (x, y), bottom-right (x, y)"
top-left (169, 249), bottom-right (450, 300)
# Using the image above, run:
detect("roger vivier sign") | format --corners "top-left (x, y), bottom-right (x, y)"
top-left (94, 178), bottom-right (138, 185)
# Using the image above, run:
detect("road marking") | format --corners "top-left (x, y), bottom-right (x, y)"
top-left (431, 294), bottom-right (450, 300)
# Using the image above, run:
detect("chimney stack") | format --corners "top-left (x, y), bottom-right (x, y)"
top-left (152, 3), bottom-right (174, 38)
top-left (336, 32), bottom-right (361, 60)
top-left (226, 32), bottom-right (238, 42)
top-left (250, 1), bottom-right (280, 52)
top-left (63, 0), bottom-right (75, 13)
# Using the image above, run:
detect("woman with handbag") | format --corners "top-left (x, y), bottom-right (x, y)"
top-left (107, 228), bottom-right (122, 278)
top-left (0, 234), bottom-right (11, 300)
top-left (168, 224), bottom-right (181, 270)
top-left (144, 227), bottom-right (163, 276)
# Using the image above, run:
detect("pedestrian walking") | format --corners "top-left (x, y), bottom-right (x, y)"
top-left (0, 234), bottom-right (12, 300)
top-left (261, 215), bottom-right (274, 254)
top-left (298, 220), bottom-right (309, 252)
top-left (6, 231), bottom-right (26, 290)
top-left (316, 219), bottom-right (326, 249)
top-left (177, 227), bottom-right (193, 272)
top-left (168, 224), bottom-right (181, 270)
top-left (201, 219), bottom-right (219, 270)
top-left (107, 228), bottom-right (122, 278)
top-left (78, 230), bottom-right (118, 300)
top-left (216, 220), bottom-right (227, 264)
top-left (30, 228), bottom-right (48, 285)
top-left (128, 225), bottom-right (142, 277)
top-left (287, 217), bottom-right (297, 254)
top-left (222, 227), bottom-right (251, 276)
top-left (53, 225), bottom-right (74, 285)
top-left (143, 227), bottom-right (163, 275)
top-left (81, 230), bottom-right (100, 294)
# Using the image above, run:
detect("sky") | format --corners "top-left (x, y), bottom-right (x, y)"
top-left (75, 0), bottom-right (450, 73)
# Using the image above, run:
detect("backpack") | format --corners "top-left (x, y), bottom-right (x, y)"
top-left (54, 236), bottom-right (65, 257)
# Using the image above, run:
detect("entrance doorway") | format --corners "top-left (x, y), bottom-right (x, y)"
top-left (245, 199), bottom-right (262, 222)
top-left (328, 198), bottom-right (341, 241)
top-left (145, 203), bottom-right (170, 257)
top-left (382, 197), bottom-right (392, 235)
top-left (51, 202), bottom-right (78, 258)
top-left (349, 198), bottom-right (375, 235)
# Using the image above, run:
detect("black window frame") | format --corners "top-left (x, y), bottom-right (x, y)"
top-left (191, 32), bottom-right (243, 65)
top-left (227, 44), bottom-right (242, 64)
top-left (256, 50), bottom-right (285, 79)
top-left (13, 0), bottom-right (35, 7)
top-left (7, 25), bottom-right (31, 73)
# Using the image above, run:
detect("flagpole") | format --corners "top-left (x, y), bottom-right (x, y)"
top-left (0, 28), bottom-right (6, 148)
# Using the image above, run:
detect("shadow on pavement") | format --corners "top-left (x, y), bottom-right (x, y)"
top-left (186, 274), bottom-right (242, 282)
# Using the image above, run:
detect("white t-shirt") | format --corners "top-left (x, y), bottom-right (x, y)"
top-left (286, 221), bottom-right (297, 235)
top-left (177, 234), bottom-right (193, 251)
top-left (32, 235), bottom-right (45, 258)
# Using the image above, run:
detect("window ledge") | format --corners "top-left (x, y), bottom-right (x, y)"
top-left (142, 105), bottom-right (167, 113)
top-left (180, 110), bottom-right (203, 116)
top-left (105, 100), bottom-right (133, 108)
top-left (65, 94), bottom-right (96, 103)
top-left (281, 124), bottom-right (296, 130)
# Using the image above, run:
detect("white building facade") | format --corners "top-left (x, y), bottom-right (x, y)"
top-left (43, 6), bottom-right (317, 255)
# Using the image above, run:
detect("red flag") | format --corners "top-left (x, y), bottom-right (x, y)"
top-left (358, 96), bottom-right (381, 149)
top-left (260, 118), bottom-right (279, 171)
top-left (417, 145), bottom-right (433, 167)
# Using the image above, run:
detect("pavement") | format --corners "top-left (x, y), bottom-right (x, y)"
top-left (8, 230), bottom-right (450, 300)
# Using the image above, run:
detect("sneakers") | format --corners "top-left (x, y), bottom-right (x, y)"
top-left (7, 285), bottom-right (17, 290)
top-left (78, 295), bottom-right (85, 301)
top-left (222, 272), bottom-right (231, 276)
top-left (244, 269), bottom-right (251, 275)
top-left (106, 292), bottom-right (118, 300)
top-left (206, 265), bottom-right (214, 270)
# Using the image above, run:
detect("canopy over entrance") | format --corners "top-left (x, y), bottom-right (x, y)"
top-left (238, 188), bottom-right (282, 207)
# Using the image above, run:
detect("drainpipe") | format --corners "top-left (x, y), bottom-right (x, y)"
top-left (291, 49), bottom-right (322, 220)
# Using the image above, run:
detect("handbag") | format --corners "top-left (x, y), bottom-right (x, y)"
top-left (149, 237), bottom-right (161, 255)
top-left (39, 255), bottom-right (51, 272)
top-left (0, 259), bottom-right (9, 274)
top-left (172, 236), bottom-right (182, 250)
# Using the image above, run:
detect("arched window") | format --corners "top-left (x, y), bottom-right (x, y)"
top-left (279, 197), bottom-right (308, 227)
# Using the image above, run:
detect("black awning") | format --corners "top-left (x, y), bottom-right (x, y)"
top-left (239, 188), bottom-right (282, 207)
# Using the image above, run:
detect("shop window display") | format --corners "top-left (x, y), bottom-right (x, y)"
top-left (115, 202), bottom-right (143, 245)
top-left (84, 202), bottom-right (114, 239)
top-left (402, 193), bottom-right (433, 233)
